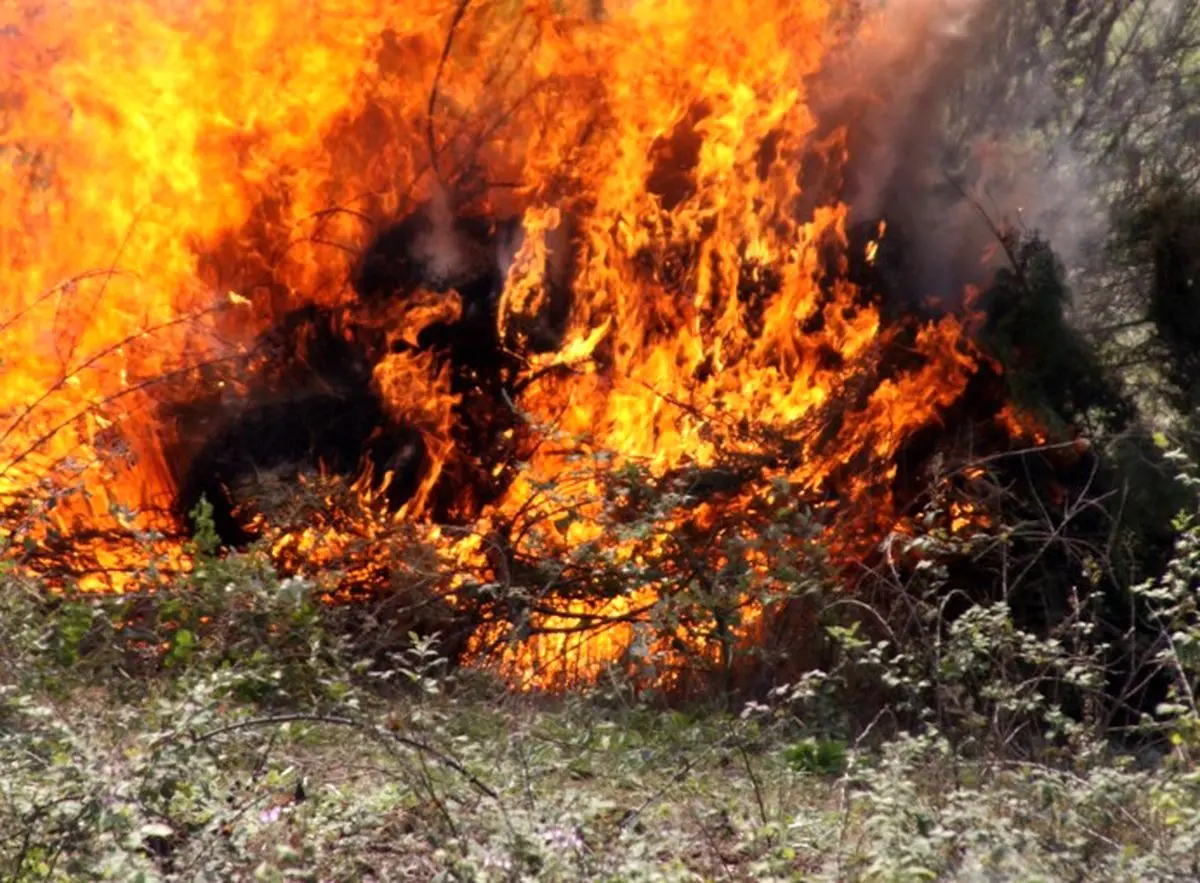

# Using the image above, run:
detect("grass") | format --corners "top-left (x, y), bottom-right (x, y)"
top-left (5, 493), bottom-right (1200, 880)
top-left (5, 665), bottom-right (1200, 882)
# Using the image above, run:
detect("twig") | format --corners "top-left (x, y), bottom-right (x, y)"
top-left (56, 209), bottom-right (143, 371)
top-left (618, 749), bottom-right (708, 831)
top-left (411, 736), bottom-right (461, 838)
top-left (737, 743), bottom-right (770, 830)
top-left (427, 0), bottom-right (475, 193)
top-left (513, 732), bottom-right (538, 812)
top-left (943, 173), bottom-right (1021, 273)
top-left (0, 303), bottom-right (233, 458)
top-left (0, 270), bottom-right (129, 339)
top-left (192, 712), bottom-right (498, 800)
top-left (0, 353), bottom-right (244, 481)
top-left (618, 727), bottom-right (755, 833)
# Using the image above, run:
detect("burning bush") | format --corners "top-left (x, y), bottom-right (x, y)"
top-left (0, 0), bottom-right (1193, 733)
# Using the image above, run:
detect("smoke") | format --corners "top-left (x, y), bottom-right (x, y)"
top-left (423, 1), bottom-right (1117, 308)
top-left (407, 188), bottom-right (518, 304)
top-left (412, 187), bottom-right (471, 289)
top-left (821, 0), bottom-right (1110, 303)
top-left (823, 0), bottom-right (984, 220)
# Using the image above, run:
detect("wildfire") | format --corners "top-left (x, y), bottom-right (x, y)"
top-left (1, 0), bottom-right (1008, 689)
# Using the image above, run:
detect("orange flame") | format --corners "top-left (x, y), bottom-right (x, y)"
top-left (1, 0), bottom-right (995, 686)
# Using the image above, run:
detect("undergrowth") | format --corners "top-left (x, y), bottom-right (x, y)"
top-left (4, 458), bottom-right (1200, 881)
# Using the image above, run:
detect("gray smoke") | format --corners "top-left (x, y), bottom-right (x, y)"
top-left (412, 187), bottom-right (472, 290)
top-left (818, 0), bottom-right (1111, 303)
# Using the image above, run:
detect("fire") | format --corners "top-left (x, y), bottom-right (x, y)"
top-left (1, 0), bottom-right (1005, 688)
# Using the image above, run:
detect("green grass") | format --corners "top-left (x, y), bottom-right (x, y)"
top-left (5, 675), bottom-right (1200, 882)
top-left (5, 494), bottom-right (1200, 880)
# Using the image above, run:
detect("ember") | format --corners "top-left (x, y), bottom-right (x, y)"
top-left (0, 0), bottom-right (1041, 690)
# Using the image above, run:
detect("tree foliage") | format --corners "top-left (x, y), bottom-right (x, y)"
top-left (977, 231), bottom-right (1134, 436)
top-left (1118, 176), bottom-right (1200, 416)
